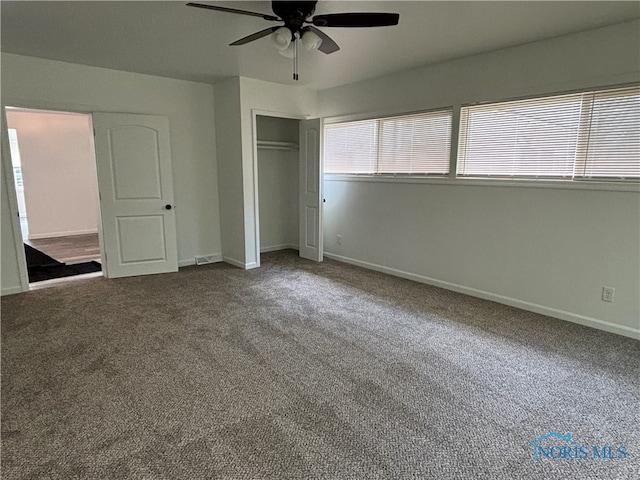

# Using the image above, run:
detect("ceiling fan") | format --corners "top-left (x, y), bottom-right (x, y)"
top-left (186, 1), bottom-right (400, 79)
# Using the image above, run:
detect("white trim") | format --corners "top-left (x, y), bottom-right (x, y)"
top-left (28, 229), bottom-right (99, 240)
top-left (324, 252), bottom-right (640, 340)
top-left (323, 174), bottom-right (640, 193)
top-left (260, 244), bottom-right (299, 253)
top-left (178, 253), bottom-right (223, 268)
top-left (29, 271), bottom-right (103, 291)
top-left (251, 111), bottom-right (261, 269)
top-left (2, 286), bottom-right (25, 296)
top-left (1, 107), bottom-right (30, 292)
top-left (222, 255), bottom-right (248, 269)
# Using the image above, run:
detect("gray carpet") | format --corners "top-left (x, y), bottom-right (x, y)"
top-left (1, 250), bottom-right (638, 479)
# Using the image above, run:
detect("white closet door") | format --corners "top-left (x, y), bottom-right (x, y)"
top-left (299, 118), bottom-right (323, 262)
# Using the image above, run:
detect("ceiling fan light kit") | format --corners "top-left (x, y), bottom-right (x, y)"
top-left (271, 26), bottom-right (292, 50)
top-left (279, 39), bottom-right (296, 59)
top-left (186, 1), bottom-right (400, 80)
top-left (301, 29), bottom-right (323, 51)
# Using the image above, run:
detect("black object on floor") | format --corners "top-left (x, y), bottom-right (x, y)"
top-left (24, 243), bottom-right (61, 268)
top-left (24, 243), bottom-right (101, 282)
top-left (27, 261), bottom-right (102, 283)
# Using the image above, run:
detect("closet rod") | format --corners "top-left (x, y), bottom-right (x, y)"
top-left (257, 140), bottom-right (299, 151)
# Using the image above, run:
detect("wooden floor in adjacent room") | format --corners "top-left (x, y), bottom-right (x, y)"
top-left (25, 233), bottom-right (100, 265)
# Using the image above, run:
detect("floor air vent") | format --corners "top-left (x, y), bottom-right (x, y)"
top-left (195, 256), bottom-right (215, 266)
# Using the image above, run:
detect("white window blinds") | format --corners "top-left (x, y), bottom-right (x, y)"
top-left (579, 87), bottom-right (640, 178)
top-left (324, 109), bottom-right (452, 175)
top-left (457, 86), bottom-right (640, 180)
top-left (324, 120), bottom-right (377, 174)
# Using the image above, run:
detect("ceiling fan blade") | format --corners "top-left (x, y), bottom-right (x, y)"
top-left (186, 3), bottom-right (279, 22)
top-left (312, 12), bottom-right (399, 28)
top-left (230, 27), bottom-right (279, 46)
top-left (306, 26), bottom-right (340, 54)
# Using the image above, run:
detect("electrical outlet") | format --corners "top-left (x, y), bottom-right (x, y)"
top-left (602, 286), bottom-right (615, 303)
top-left (336, 234), bottom-right (342, 245)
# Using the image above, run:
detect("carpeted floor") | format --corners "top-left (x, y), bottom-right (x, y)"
top-left (1, 250), bottom-right (638, 479)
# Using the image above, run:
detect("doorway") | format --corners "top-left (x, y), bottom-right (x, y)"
top-left (5, 107), bottom-right (103, 284)
top-left (256, 114), bottom-right (300, 260)
top-left (252, 111), bottom-right (323, 267)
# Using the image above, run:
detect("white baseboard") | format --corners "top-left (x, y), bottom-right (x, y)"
top-left (221, 255), bottom-right (259, 270)
top-left (191, 247), bottom-right (298, 269)
top-left (260, 243), bottom-right (299, 253)
top-left (1, 285), bottom-right (24, 296)
top-left (28, 229), bottom-right (98, 240)
top-left (324, 252), bottom-right (640, 340)
top-left (222, 255), bottom-right (246, 269)
top-left (178, 253), bottom-right (223, 268)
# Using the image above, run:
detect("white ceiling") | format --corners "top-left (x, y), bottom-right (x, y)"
top-left (2, 1), bottom-right (639, 90)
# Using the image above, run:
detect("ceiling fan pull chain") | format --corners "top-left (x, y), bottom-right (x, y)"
top-left (293, 38), bottom-right (299, 81)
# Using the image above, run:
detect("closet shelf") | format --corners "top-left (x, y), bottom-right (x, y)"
top-left (257, 140), bottom-right (299, 151)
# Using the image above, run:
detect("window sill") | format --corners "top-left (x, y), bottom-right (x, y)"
top-left (323, 174), bottom-right (640, 193)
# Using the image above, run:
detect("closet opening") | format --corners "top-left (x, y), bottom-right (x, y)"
top-left (256, 115), bottom-right (300, 262)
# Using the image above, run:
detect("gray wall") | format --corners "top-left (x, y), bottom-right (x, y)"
top-left (318, 20), bottom-right (640, 338)
top-left (213, 78), bottom-right (246, 267)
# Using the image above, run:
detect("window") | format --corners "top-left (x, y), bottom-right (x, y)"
top-left (324, 120), bottom-right (378, 174)
top-left (457, 86), bottom-right (640, 181)
top-left (324, 109), bottom-right (452, 175)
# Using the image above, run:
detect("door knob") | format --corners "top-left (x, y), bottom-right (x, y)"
top-left (165, 204), bottom-right (172, 210)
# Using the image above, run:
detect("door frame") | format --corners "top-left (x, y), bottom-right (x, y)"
top-left (251, 108), bottom-right (309, 268)
top-left (1, 99), bottom-right (107, 290)
top-left (1, 107), bottom-right (29, 292)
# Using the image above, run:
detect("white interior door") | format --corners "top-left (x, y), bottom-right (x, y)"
top-left (93, 113), bottom-right (178, 278)
top-left (299, 118), bottom-right (323, 262)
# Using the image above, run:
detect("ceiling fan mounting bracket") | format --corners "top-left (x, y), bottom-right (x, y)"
top-left (271, 1), bottom-right (318, 35)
